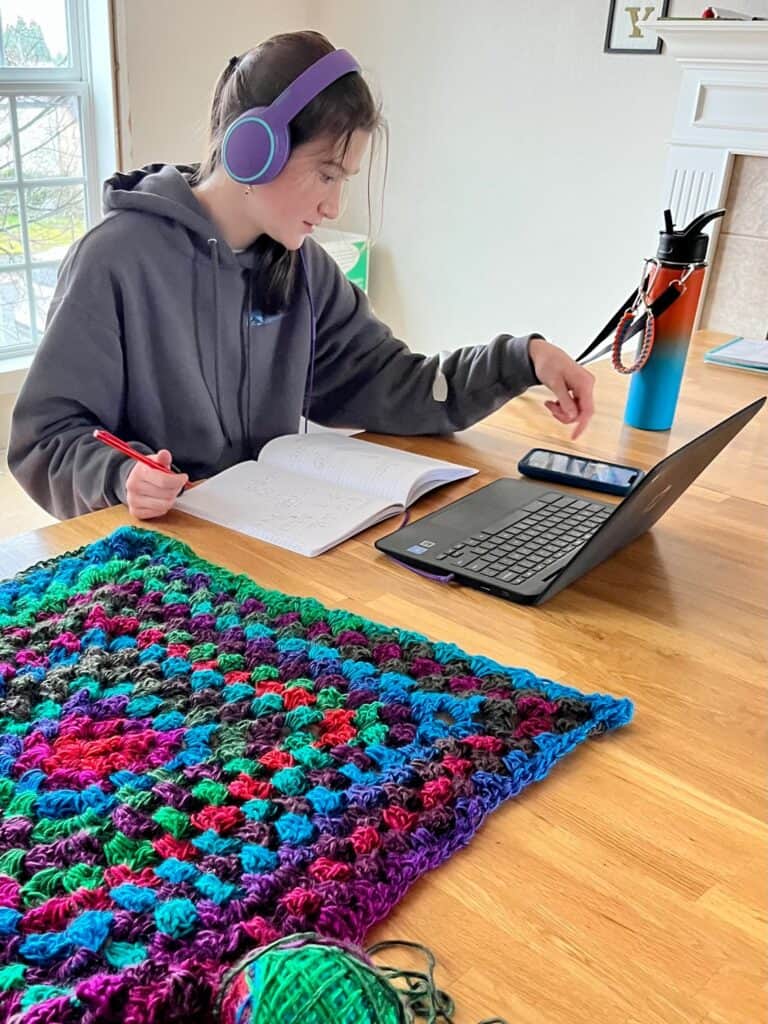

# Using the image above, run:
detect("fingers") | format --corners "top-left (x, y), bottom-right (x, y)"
top-left (571, 367), bottom-right (595, 419)
top-left (125, 454), bottom-right (188, 520)
top-left (573, 413), bottom-right (589, 438)
top-left (127, 467), bottom-right (187, 500)
top-left (135, 474), bottom-right (186, 497)
top-left (130, 498), bottom-right (177, 520)
top-left (154, 449), bottom-right (173, 469)
top-left (568, 368), bottom-right (595, 440)
top-left (543, 367), bottom-right (595, 440)
top-left (528, 339), bottom-right (596, 439)
top-left (127, 492), bottom-right (176, 518)
top-left (544, 400), bottom-right (571, 424)
top-left (549, 379), bottom-right (578, 422)
top-left (143, 451), bottom-right (186, 490)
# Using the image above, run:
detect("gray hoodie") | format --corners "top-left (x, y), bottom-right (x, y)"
top-left (9, 164), bottom-right (540, 519)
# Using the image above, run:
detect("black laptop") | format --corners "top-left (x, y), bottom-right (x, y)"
top-left (375, 397), bottom-right (765, 605)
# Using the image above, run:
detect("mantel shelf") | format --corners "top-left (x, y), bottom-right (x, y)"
top-left (646, 18), bottom-right (768, 62)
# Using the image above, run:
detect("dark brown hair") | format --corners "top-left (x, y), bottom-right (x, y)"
top-left (195, 31), bottom-right (383, 313)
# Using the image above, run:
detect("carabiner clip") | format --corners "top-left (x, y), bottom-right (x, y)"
top-left (631, 257), bottom-right (660, 312)
top-left (669, 262), bottom-right (695, 294)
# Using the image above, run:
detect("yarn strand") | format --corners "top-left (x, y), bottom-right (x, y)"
top-left (366, 940), bottom-right (511, 1024)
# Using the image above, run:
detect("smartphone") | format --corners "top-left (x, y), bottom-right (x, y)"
top-left (517, 448), bottom-right (644, 496)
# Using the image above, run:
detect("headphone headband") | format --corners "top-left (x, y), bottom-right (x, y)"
top-left (270, 49), bottom-right (360, 123)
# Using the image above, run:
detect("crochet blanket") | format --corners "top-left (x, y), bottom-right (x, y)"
top-left (0, 528), bottom-right (632, 1022)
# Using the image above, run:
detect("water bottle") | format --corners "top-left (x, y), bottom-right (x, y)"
top-left (623, 208), bottom-right (726, 431)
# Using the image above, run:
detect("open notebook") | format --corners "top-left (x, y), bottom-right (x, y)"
top-left (175, 433), bottom-right (477, 556)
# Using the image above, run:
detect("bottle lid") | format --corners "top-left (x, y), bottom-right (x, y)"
top-left (657, 208), bottom-right (726, 264)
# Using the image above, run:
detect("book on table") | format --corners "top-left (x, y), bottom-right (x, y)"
top-left (175, 432), bottom-right (477, 556)
top-left (703, 337), bottom-right (768, 374)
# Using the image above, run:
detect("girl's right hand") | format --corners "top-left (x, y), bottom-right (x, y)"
top-left (125, 450), bottom-right (188, 519)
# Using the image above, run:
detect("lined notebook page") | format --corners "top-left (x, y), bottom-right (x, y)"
top-left (175, 462), bottom-right (395, 557)
top-left (261, 433), bottom-right (476, 506)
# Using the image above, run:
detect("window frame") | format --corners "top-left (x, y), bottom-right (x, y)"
top-left (0, 0), bottom-right (102, 359)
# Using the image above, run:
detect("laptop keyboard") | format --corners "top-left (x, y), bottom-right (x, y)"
top-left (434, 491), bottom-right (612, 586)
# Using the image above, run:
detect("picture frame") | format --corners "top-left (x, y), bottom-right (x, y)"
top-left (604, 0), bottom-right (670, 54)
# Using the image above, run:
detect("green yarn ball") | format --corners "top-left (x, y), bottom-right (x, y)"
top-left (218, 936), bottom-right (408, 1024)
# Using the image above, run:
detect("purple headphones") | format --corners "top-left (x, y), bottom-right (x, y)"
top-left (221, 48), bottom-right (361, 184)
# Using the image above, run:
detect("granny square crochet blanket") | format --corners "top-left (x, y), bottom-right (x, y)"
top-left (0, 528), bottom-right (632, 1022)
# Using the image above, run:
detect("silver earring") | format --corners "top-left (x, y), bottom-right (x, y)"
top-left (244, 185), bottom-right (251, 197)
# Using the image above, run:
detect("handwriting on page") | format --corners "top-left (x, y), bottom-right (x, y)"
top-left (237, 472), bottom-right (377, 539)
top-left (265, 435), bottom-right (456, 504)
top-left (176, 464), bottom-right (390, 557)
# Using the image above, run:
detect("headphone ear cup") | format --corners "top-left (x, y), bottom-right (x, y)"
top-left (258, 120), bottom-right (290, 184)
top-left (222, 108), bottom-right (292, 184)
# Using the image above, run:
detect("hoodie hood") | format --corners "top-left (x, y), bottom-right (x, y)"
top-left (103, 163), bottom-right (252, 270)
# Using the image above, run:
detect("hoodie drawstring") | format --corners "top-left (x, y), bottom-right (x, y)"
top-left (245, 272), bottom-right (253, 447)
top-left (192, 248), bottom-right (230, 446)
top-left (235, 271), bottom-right (251, 454)
top-left (236, 270), bottom-right (253, 454)
top-left (207, 238), bottom-right (232, 446)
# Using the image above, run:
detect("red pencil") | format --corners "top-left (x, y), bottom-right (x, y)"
top-left (92, 429), bottom-right (183, 476)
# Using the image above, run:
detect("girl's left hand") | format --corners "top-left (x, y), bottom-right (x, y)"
top-left (528, 337), bottom-right (595, 440)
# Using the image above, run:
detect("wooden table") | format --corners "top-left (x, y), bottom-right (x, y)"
top-left (1, 331), bottom-right (765, 1023)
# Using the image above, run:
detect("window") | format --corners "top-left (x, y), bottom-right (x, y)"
top-left (0, 0), bottom-right (102, 359)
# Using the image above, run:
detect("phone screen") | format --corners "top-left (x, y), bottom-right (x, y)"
top-left (526, 450), bottom-right (638, 488)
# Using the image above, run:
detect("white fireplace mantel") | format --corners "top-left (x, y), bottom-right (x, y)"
top-left (649, 19), bottom-right (768, 150)
top-left (648, 19), bottom-right (768, 64)
top-left (643, 18), bottom-right (768, 325)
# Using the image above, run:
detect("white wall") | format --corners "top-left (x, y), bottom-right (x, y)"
top-left (113, 0), bottom-right (311, 168)
top-left (114, 0), bottom-right (768, 357)
top-left (314, 0), bottom-right (747, 356)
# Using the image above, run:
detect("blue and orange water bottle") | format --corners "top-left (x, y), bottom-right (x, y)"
top-left (615, 208), bottom-right (726, 431)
